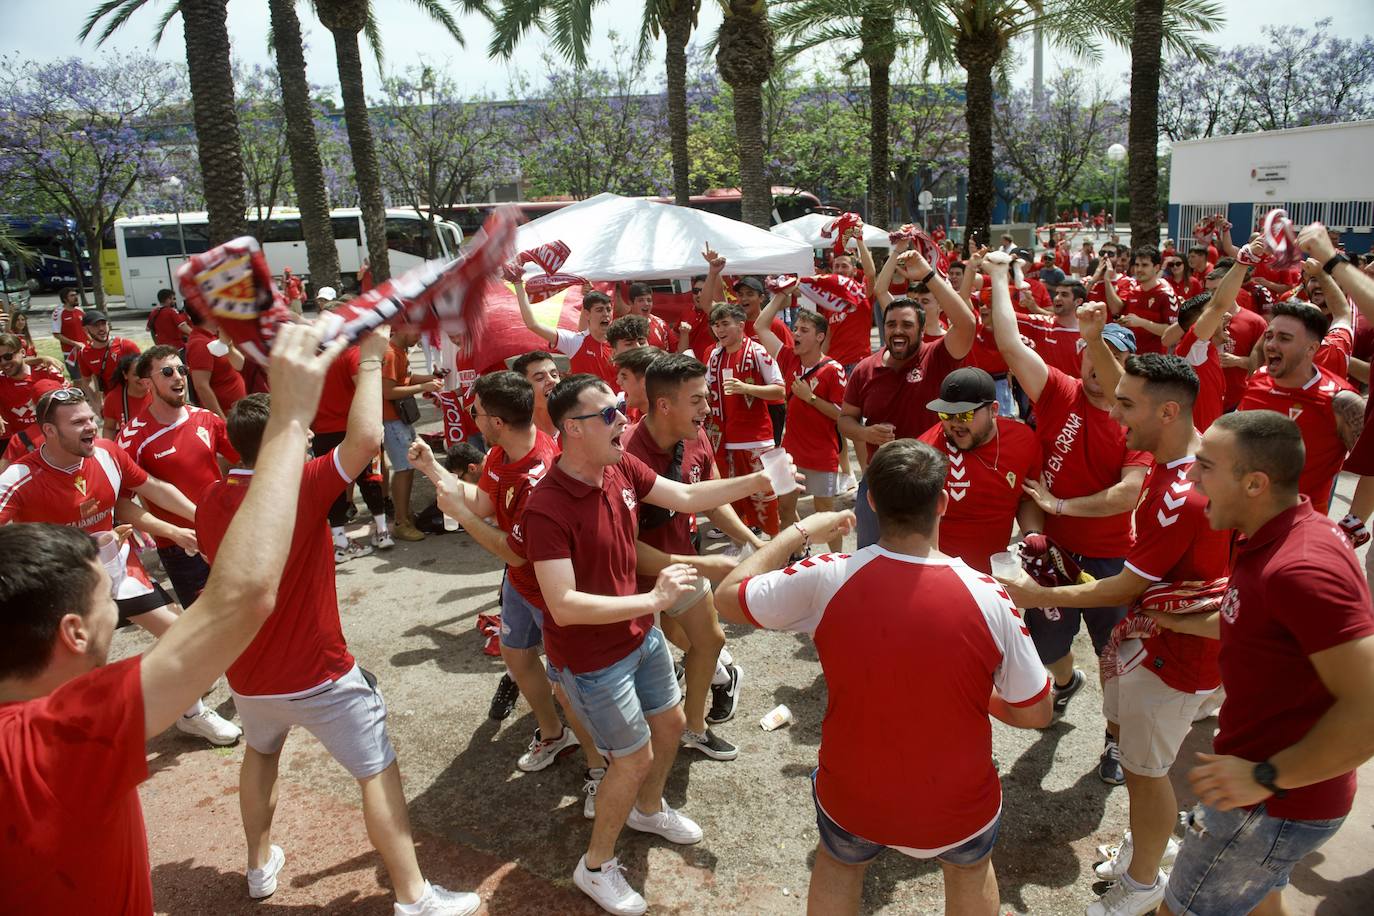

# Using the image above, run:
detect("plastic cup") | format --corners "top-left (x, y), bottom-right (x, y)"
top-left (759, 446), bottom-right (798, 496)
top-left (94, 530), bottom-right (122, 566)
top-left (443, 513), bottom-right (461, 532)
top-left (990, 549), bottom-right (1023, 582)
top-left (760, 704), bottom-right (792, 731)
top-left (721, 368), bottom-right (734, 382)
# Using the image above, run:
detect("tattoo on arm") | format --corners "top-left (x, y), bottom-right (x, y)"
top-left (1334, 390), bottom-right (1367, 451)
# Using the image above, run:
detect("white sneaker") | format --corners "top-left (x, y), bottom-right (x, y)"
top-left (1085, 871), bottom-right (1166, 916)
top-left (626, 798), bottom-right (703, 844)
top-left (1094, 831), bottom-right (1179, 879)
top-left (394, 882), bottom-right (480, 916)
top-left (517, 726), bottom-right (580, 772)
top-left (334, 540), bottom-right (374, 564)
top-left (176, 707), bottom-right (241, 746)
top-left (372, 528), bottom-right (395, 550)
top-left (573, 856), bottom-right (645, 916)
top-left (583, 767), bottom-right (605, 820)
top-left (246, 844), bottom-right (285, 899)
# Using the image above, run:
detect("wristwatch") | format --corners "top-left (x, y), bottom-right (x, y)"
top-left (1322, 252), bottom-right (1351, 275)
top-left (1253, 760), bottom-right (1287, 798)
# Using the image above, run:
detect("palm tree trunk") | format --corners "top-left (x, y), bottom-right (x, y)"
top-left (730, 81), bottom-right (772, 228)
top-left (867, 60), bottom-right (891, 228)
top-left (271, 0), bottom-right (340, 291)
top-left (961, 54), bottom-right (997, 254)
top-left (328, 27), bottom-right (391, 281)
top-left (180, 0), bottom-right (246, 245)
top-left (1128, 0), bottom-right (1164, 249)
top-left (664, 0), bottom-right (694, 206)
top-left (717, 2), bottom-right (776, 229)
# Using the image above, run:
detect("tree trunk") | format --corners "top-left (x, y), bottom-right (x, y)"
top-left (271, 0), bottom-right (340, 291)
top-left (328, 27), bottom-right (391, 281)
top-left (867, 60), bottom-right (891, 228)
top-left (717, 3), bottom-right (776, 229)
top-left (664, 0), bottom-right (694, 206)
top-left (180, 0), bottom-right (246, 245)
top-left (961, 56), bottom-right (996, 255)
top-left (1128, 0), bottom-right (1164, 250)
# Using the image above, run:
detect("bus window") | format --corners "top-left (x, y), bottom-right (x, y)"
top-left (122, 223), bottom-right (211, 258)
top-left (385, 217), bottom-right (429, 258)
top-left (331, 217), bottom-right (362, 240)
top-left (263, 219), bottom-right (303, 243)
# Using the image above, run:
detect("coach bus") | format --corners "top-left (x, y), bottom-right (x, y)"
top-left (1, 215), bottom-right (95, 292)
top-left (113, 208), bottom-right (465, 310)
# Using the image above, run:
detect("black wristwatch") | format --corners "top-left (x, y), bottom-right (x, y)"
top-left (920, 268), bottom-right (937, 285)
top-left (1322, 252), bottom-right (1351, 275)
top-left (1253, 760), bottom-right (1287, 798)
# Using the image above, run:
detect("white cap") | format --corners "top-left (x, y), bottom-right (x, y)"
top-left (315, 286), bottom-right (337, 301)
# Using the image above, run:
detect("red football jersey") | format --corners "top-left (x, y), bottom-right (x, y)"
top-left (477, 430), bottom-right (560, 604)
top-left (777, 348), bottom-right (846, 472)
top-left (311, 345), bottom-right (363, 434)
top-left (185, 327), bottom-right (246, 413)
top-left (555, 329), bottom-right (618, 389)
top-left (1017, 315), bottom-right (1083, 377)
top-left (822, 298), bottom-right (874, 368)
top-left (705, 339), bottom-right (783, 450)
top-left (1238, 366), bottom-right (1353, 515)
top-left (1175, 330), bottom-right (1225, 432)
top-left (117, 406), bottom-right (237, 548)
top-left (50, 306), bottom-right (88, 357)
top-left (75, 338), bottom-right (141, 392)
top-left (0, 364), bottom-right (64, 436)
top-left (1314, 324), bottom-right (1354, 380)
top-left (1120, 281), bottom-right (1179, 354)
top-left (1221, 307), bottom-right (1266, 409)
top-left (101, 387), bottom-right (151, 438)
top-left (646, 313), bottom-right (678, 351)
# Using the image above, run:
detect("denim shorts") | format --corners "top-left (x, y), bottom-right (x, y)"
top-left (1165, 803), bottom-right (1345, 915)
top-left (382, 419), bottom-right (416, 470)
top-left (499, 575), bottom-right (544, 650)
top-left (1025, 554), bottom-right (1128, 662)
top-left (551, 625), bottom-right (681, 757)
top-left (811, 769), bottom-right (1001, 866)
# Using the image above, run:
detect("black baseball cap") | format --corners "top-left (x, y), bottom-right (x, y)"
top-left (81, 312), bottom-right (109, 326)
top-left (732, 276), bottom-right (765, 294)
top-left (926, 367), bottom-right (997, 414)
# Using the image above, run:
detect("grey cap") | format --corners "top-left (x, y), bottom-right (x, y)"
top-left (1101, 322), bottom-right (1137, 353)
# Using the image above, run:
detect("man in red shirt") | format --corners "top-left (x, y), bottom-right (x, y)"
top-left (1160, 410), bottom-right (1374, 916)
top-left (185, 309), bottom-right (247, 419)
top-left (147, 287), bottom-right (191, 347)
top-left (1203, 263), bottom-right (1269, 410)
top-left (1017, 278), bottom-right (1086, 376)
top-left (197, 327), bottom-right (480, 914)
top-left (704, 303), bottom-right (785, 535)
top-left (916, 367), bottom-right (1043, 574)
top-left (1168, 259), bottom-right (1253, 433)
top-left (826, 241), bottom-right (876, 370)
top-left (840, 245), bottom-right (977, 547)
top-left (1106, 247), bottom-right (1179, 354)
top-left (312, 341), bottom-right (390, 559)
top-left (512, 348), bottom-right (562, 438)
top-left (754, 296), bottom-right (849, 551)
top-left (117, 344), bottom-right (238, 608)
top-left (0, 333), bottom-right (65, 448)
top-left (74, 312), bottom-right (140, 396)
top-left (622, 282), bottom-right (685, 352)
top-left (717, 440), bottom-right (1051, 915)
top-left (0, 323), bottom-right (349, 916)
top-left (1238, 300), bottom-right (1364, 515)
top-left (524, 373), bottom-right (781, 915)
top-left (985, 251), bottom-right (1150, 785)
top-left (518, 279), bottom-right (619, 389)
top-left (50, 286), bottom-right (87, 379)
top-left (1002, 349), bottom-right (1232, 916)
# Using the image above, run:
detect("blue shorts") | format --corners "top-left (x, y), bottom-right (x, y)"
top-left (1165, 803), bottom-right (1345, 915)
top-left (382, 419), bottom-right (416, 470)
top-left (499, 575), bottom-right (544, 650)
top-left (551, 626), bottom-right (681, 757)
top-left (811, 770), bottom-right (1000, 866)
top-left (1025, 554), bottom-right (1128, 662)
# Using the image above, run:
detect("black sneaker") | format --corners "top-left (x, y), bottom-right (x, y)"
top-left (1098, 734), bottom-right (1125, 786)
top-left (1051, 668), bottom-right (1086, 717)
top-left (488, 673), bottom-right (519, 721)
top-left (681, 726), bottom-right (739, 761)
top-left (706, 664), bottom-right (743, 725)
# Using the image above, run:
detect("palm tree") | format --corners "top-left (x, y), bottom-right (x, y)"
top-left (270, 0), bottom-right (341, 292)
top-left (488, 0), bottom-right (703, 207)
top-left (716, 0), bottom-right (776, 228)
top-left (81, 0), bottom-right (248, 245)
top-left (772, 0), bottom-right (930, 228)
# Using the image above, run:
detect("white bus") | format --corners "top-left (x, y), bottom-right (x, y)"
top-left (113, 207), bottom-right (465, 310)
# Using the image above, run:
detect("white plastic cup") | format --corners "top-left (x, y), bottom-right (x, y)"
top-left (207, 339), bottom-right (230, 358)
top-left (721, 368), bottom-right (734, 382)
top-left (759, 446), bottom-right (798, 496)
top-left (990, 549), bottom-right (1023, 582)
top-left (94, 530), bottom-right (122, 567)
top-left (443, 513), bottom-right (461, 532)
top-left (760, 704), bottom-right (792, 731)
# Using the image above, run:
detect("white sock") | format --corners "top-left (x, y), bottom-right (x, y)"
top-left (718, 647), bottom-right (733, 667)
top-left (331, 526), bottom-right (348, 548)
top-left (374, 515), bottom-right (390, 536)
top-left (182, 698), bottom-right (205, 718)
top-left (711, 659), bottom-right (730, 686)
top-left (394, 881), bottom-right (432, 914)
top-left (1120, 871), bottom-right (1154, 892)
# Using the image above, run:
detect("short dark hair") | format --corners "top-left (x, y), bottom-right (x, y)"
top-left (511, 349), bottom-right (557, 377)
top-left (794, 309), bottom-right (829, 340)
top-left (612, 345), bottom-right (663, 378)
top-left (864, 439), bottom-right (948, 536)
top-left (35, 388), bottom-right (90, 427)
top-left (156, 288), bottom-right (175, 304)
top-left (446, 441), bottom-right (486, 473)
top-left (1176, 292), bottom-right (1213, 332)
top-left (113, 352), bottom-right (141, 387)
top-left (1269, 300), bottom-right (1329, 340)
top-left (582, 291), bottom-right (612, 310)
top-left (710, 303), bottom-right (746, 324)
top-left (0, 523), bottom-right (102, 680)
top-left (645, 352), bottom-right (707, 405)
top-left (1212, 410), bottom-right (1305, 492)
top-left (627, 282), bottom-right (652, 300)
top-left (1188, 245), bottom-right (1208, 258)
top-left (0, 332), bottom-right (21, 351)
top-left (136, 344), bottom-right (182, 378)
top-left (607, 314), bottom-right (650, 346)
top-left (547, 374), bottom-right (611, 430)
top-left (227, 393), bottom-right (271, 465)
top-left (58, 286), bottom-right (77, 302)
top-left (1057, 281), bottom-right (1087, 303)
top-left (1133, 246), bottom-right (1162, 266)
top-left (1123, 353), bottom-right (1198, 410)
top-left (474, 370), bottom-right (534, 427)
top-left (947, 260), bottom-right (966, 273)
top-left (883, 297), bottom-right (925, 327)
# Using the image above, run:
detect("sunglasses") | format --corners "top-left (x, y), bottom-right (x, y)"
top-left (569, 405), bottom-right (622, 426)
top-left (937, 404), bottom-right (990, 423)
top-left (467, 405), bottom-right (486, 421)
top-left (159, 365), bottom-right (189, 378)
top-left (37, 386), bottom-right (86, 423)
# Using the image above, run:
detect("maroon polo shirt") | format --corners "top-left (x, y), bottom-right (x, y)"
top-left (624, 421), bottom-right (716, 589)
top-left (843, 340), bottom-right (961, 460)
top-left (1217, 498), bottom-right (1374, 820)
top-left (522, 451), bottom-right (659, 673)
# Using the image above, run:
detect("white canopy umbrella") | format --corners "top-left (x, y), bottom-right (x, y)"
top-left (771, 212), bottom-right (891, 250)
top-left (511, 192), bottom-right (815, 281)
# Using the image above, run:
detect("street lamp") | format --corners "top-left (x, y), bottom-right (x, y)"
top-left (165, 176), bottom-right (188, 261)
top-left (1107, 143), bottom-right (1126, 230)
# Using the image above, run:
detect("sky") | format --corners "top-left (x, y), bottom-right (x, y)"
top-left (5, 0), bottom-right (1371, 103)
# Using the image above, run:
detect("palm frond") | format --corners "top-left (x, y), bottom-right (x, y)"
top-left (547, 0), bottom-right (598, 68)
top-left (78, 0), bottom-right (153, 45)
top-left (151, 1), bottom-right (184, 48)
top-left (404, 0), bottom-right (468, 46)
top-left (488, 0), bottom-right (554, 59)
top-left (364, 7), bottom-right (385, 69)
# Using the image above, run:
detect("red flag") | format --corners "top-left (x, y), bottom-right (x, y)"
top-left (821, 212), bottom-right (864, 255)
top-left (796, 274), bottom-right (867, 315)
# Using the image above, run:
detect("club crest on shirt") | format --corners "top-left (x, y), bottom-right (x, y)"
top-left (1220, 586), bottom-right (1240, 624)
top-left (73, 474), bottom-right (87, 497)
top-left (196, 426), bottom-right (212, 448)
top-left (906, 367), bottom-right (924, 383)
top-left (689, 465), bottom-right (702, 484)
top-left (1006, 471), bottom-right (1017, 488)
top-left (1289, 406), bottom-right (1302, 420)
top-left (622, 487), bottom-right (637, 510)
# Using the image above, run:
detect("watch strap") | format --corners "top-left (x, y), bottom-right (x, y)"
top-left (1322, 252), bottom-right (1351, 275)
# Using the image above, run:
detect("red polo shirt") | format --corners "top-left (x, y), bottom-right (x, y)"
top-left (844, 340), bottom-right (962, 461)
top-left (521, 453), bottom-right (660, 673)
top-left (185, 327), bottom-right (246, 413)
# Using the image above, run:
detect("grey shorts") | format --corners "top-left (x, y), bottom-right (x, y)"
top-left (231, 664), bottom-right (397, 779)
top-left (382, 419), bottom-right (416, 470)
top-left (799, 468), bottom-right (840, 499)
top-left (664, 576), bottom-right (710, 618)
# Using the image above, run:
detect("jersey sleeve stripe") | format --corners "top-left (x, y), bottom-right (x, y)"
top-left (737, 579), bottom-right (762, 628)
top-left (329, 448), bottom-right (351, 484)
top-left (1123, 559), bottom-right (1164, 583)
top-left (1008, 676), bottom-right (1052, 708)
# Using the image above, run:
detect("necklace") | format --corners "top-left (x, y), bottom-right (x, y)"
top-left (965, 426), bottom-right (1001, 473)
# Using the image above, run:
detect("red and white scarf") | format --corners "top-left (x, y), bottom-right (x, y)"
top-left (1100, 578), bottom-right (1229, 680)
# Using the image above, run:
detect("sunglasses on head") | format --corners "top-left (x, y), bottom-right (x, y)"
top-left (37, 386), bottom-right (86, 423)
top-left (569, 405), bottom-right (621, 426)
top-left (159, 365), bottom-right (189, 378)
top-left (937, 404), bottom-right (990, 423)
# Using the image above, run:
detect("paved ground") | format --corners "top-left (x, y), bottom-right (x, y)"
top-left (106, 445), bottom-right (1374, 915)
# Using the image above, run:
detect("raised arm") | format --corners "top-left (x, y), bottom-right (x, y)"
top-left (534, 556), bottom-right (696, 626)
top-left (984, 250), bottom-right (1049, 401)
top-left (753, 290), bottom-right (788, 358)
top-left (515, 277), bottom-right (559, 347)
top-left (406, 437), bottom-right (496, 519)
top-left (922, 254), bottom-right (976, 359)
top-left (334, 329), bottom-right (387, 479)
top-left (854, 237), bottom-right (878, 298)
top-left (1194, 258), bottom-right (1251, 344)
top-left (1076, 303), bottom-right (1123, 406)
top-left (699, 244), bottom-right (726, 314)
top-left (1299, 224), bottom-right (1374, 322)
